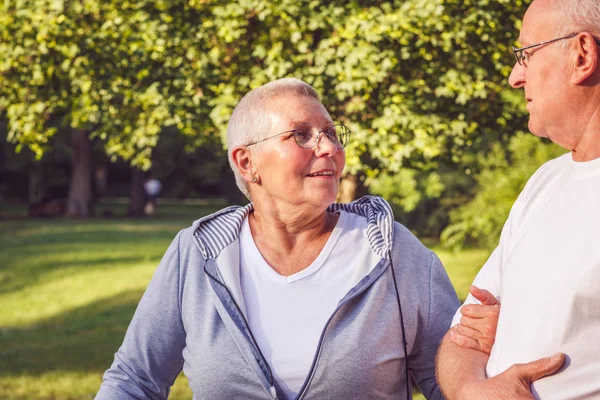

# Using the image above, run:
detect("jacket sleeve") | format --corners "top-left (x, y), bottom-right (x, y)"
top-left (409, 251), bottom-right (460, 400)
top-left (95, 230), bottom-right (187, 400)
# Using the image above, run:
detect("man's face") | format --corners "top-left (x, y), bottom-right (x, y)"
top-left (508, 0), bottom-right (573, 145)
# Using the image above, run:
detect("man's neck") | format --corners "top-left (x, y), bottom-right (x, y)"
top-left (573, 111), bottom-right (600, 162)
top-left (570, 90), bottom-right (600, 161)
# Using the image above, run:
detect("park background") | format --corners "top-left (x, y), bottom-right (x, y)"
top-left (0, 0), bottom-right (564, 399)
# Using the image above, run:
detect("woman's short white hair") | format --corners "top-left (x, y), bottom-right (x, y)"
top-left (555, 0), bottom-right (600, 39)
top-left (227, 78), bottom-right (320, 200)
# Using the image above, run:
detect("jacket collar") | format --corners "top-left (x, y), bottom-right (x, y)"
top-left (192, 195), bottom-right (395, 260)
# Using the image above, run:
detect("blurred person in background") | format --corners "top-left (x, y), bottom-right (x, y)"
top-left (143, 174), bottom-right (162, 215)
top-left (95, 78), bottom-right (460, 399)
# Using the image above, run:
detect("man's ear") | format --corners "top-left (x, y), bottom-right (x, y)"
top-left (571, 32), bottom-right (599, 84)
top-left (231, 146), bottom-right (257, 184)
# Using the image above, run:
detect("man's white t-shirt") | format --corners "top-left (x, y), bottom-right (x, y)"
top-left (239, 210), bottom-right (381, 399)
top-left (453, 153), bottom-right (600, 399)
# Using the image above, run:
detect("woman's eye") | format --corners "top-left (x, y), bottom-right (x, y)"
top-left (294, 129), bottom-right (311, 140)
top-left (325, 128), bottom-right (339, 141)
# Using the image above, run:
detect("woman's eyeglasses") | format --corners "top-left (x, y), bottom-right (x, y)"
top-left (245, 123), bottom-right (350, 149)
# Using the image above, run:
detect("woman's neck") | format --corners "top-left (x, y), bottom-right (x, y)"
top-left (248, 202), bottom-right (338, 276)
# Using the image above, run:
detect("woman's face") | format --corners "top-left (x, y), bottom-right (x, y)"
top-left (251, 93), bottom-right (346, 211)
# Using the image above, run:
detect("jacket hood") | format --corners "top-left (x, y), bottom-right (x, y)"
top-left (193, 195), bottom-right (395, 260)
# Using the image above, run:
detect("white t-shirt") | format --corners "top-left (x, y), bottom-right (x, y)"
top-left (239, 210), bottom-right (381, 399)
top-left (453, 153), bottom-right (600, 399)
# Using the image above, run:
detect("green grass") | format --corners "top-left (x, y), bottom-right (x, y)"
top-left (0, 204), bottom-right (491, 399)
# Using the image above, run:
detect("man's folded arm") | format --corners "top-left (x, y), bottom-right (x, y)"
top-left (436, 333), bottom-right (566, 400)
top-left (436, 332), bottom-right (489, 400)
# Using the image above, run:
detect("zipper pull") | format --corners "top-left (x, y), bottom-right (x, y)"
top-left (270, 385), bottom-right (277, 399)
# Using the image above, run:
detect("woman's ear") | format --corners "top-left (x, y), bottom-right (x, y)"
top-left (571, 32), bottom-right (599, 84)
top-left (231, 146), bottom-right (258, 184)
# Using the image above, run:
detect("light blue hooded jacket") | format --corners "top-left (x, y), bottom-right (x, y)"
top-left (96, 196), bottom-right (459, 399)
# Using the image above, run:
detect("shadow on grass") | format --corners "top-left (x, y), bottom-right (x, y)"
top-left (0, 203), bottom-right (226, 222)
top-left (0, 254), bottom-right (157, 295)
top-left (0, 222), bottom-right (186, 248)
top-left (0, 219), bottom-right (186, 295)
top-left (0, 289), bottom-right (144, 375)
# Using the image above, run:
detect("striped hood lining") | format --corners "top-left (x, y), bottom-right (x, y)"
top-left (193, 195), bottom-right (395, 260)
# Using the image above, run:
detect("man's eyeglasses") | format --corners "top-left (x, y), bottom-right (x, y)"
top-left (513, 32), bottom-right (600, 67)
top-left (245, 123), bottom-right (350, 150)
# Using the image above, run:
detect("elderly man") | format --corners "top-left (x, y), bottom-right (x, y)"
top-left (437, 0), bottom-right (600, 398)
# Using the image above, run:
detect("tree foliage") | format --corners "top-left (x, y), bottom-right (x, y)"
top-left (1, 0), bottom-right (218, 168)
top-left (441, 134), bottom-right (566, 250)
top-left (2, 0), bottom-right (558, 243)
top-left (1, 0), bottom-right (531, 163)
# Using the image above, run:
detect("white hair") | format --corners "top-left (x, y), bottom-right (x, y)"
top-left (555, 0), bottom-right (600, 41)
top-left (226, 78), bottom-right (320, 200)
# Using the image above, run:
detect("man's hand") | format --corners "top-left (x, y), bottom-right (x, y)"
top-left (450, 285), bottom-right (500, 355)
top-left (458, 353), bottom-right (566, 400)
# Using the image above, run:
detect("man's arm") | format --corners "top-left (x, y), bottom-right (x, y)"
top-left (436, 333), bottom-right (489, 399)
top-left (436, 333), bottom-right (565, 400)
top-left (438, 286), bottom-right (565, 399)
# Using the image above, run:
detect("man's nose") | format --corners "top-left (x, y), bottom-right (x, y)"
top-left (508, 62), bottom-right (526, 88)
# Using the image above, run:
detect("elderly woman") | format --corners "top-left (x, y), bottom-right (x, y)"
top-left (96, 78), bottom-right (459, 400)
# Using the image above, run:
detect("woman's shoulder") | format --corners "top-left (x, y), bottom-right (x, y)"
top-left (333, 196), bottom-right (433, 263)
top-left (191, 205), bottom-right (251, 235)
top-left (172, 204), bottom-right (253, 261)
top-left (390, 221), bottom-right (436, 274)
top-left (392, 221), bottom-right (432, 252)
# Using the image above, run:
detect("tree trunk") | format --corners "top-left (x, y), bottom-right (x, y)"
top-left (128, 167), bottom-right (146, 217)
top-left (336, 173), bottom-right (365, 203)
top-left (28, 165), bottom-right (43, 205)
top-left (94, 164), bottom-right (108, 198)
top-left (66, 129), bottom-right (94, 217)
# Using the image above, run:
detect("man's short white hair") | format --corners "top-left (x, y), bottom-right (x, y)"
top-left (226, 78), bottom-right (320, 200)
top-left (555, 0), bottom-right (600, 40)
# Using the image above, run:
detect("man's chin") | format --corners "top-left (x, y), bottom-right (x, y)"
top-left (527, 121), bottom-right (549, 139)
top-left (529, 130), bottom-right (549, 139)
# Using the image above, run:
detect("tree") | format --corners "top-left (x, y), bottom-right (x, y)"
top-left (195, 0), bottom-right (539, 234)
top-left (0, 0), bottom-right (218, 216)
top-left (2, 0), bottom-right (548, 239)
top-left (441, 134), bottom-right (566, 250)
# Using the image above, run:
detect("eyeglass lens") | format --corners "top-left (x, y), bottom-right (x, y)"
top-left (513, 47), bottom-right (526, 66)
top-left (293, 124), bottom-right (350, 149)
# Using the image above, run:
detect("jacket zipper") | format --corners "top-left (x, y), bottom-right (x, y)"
top-left (295, 259), bottom-right (391, 399)
top-left (204, 264), bottom-right (285, 399)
